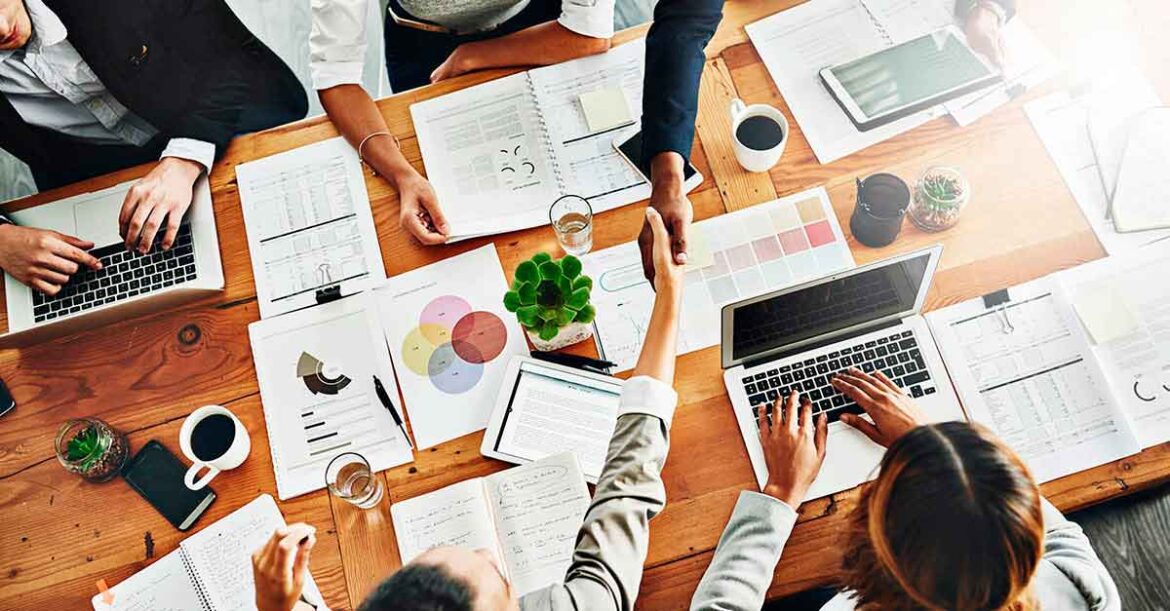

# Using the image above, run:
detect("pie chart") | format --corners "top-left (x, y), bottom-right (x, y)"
top-left (401, 296), bottom-right (509, 394)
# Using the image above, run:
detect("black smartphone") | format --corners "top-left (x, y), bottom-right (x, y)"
top-left (0, 376), bottom-right (14, 418)
top-left (122, 440), bottom-right (216, 531)
top-left (614, 130), bottom-right (701, 185)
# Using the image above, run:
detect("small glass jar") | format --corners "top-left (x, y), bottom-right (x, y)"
top-left (909, 166), bottom-right (970, 232)
top-left (55, 418), bottom-right (129, 482)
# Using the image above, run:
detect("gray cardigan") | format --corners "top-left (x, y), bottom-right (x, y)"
top-left (690, 491), bottom-right (1121, 611)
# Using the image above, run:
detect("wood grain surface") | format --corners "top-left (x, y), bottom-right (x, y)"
top-left (3, 1), bottom-right (1170, 609)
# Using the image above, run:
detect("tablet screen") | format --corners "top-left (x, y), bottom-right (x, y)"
top-left (488, 361), bottom-right (622, 481)
top-left (829, 29), bottom-right (994, 119)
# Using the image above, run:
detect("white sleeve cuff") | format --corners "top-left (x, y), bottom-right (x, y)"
top-left (311, 60), bottom-right (366, 91)
top-left (617, 375), bottom-right (678, 427)
top-left (737, 490), bottom-right (799, 526)
top-left (159, 138), bottom-right (215, 173)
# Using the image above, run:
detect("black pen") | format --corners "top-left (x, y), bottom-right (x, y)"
top-left (373, 375), bottom-right (414, 449)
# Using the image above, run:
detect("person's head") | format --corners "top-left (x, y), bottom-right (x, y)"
top-left (0, 0), bottom-right (31, 51)
top-left (359, 546), bottom-right (518, 611)
top-left (841, 421), bottom-right (1044, 611)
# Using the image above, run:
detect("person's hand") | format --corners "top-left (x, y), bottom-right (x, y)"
top-left (831, 368), bottom-right (927, 448)
top-left (964, 2), bottom-right (1005, 67)
top-left (252, 523), bottom-right (317, 611)
top-left (395, 172), bottom-right (450, 245)
top-left (119, 157), bottom-right (203, 253)
top-left (431, 45), bottom-right (476, 83)
top-left (644, 207), bottom-right (684, 296)
top-left (0, 224), bottom-right (101, 295)
top-left (759, 390), bottom-right (828, 508)
top-left (638, 152), bottom-right (692, 288)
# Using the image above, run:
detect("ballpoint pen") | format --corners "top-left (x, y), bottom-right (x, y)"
top-left (373, 375), bottom-right (414, 449)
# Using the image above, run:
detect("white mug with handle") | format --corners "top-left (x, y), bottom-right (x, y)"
top-left (729, 98), bottom-right (790, 173)
top-left (179, 405), bottom-right (251, 490)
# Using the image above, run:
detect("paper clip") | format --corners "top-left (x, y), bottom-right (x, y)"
top-left (982, 289), bottom-right (1015, 335)
top-left (315, 263), bottom-right (334, 286)
top-left (994, 303), bottom-right (1015, 335)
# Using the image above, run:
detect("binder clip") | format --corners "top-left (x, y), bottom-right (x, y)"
top-left (314, 263), bottom-right (343, 305)
top-left (982, 289), bottom-right (1015, 335)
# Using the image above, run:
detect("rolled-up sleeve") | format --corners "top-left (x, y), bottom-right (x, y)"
top-left (558, 0), bottom-right (616, 40)
top-left (310, 0), bottom-right (371, 90)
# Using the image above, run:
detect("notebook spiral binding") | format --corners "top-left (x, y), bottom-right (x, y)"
top-left (859, 1), bottom-right (894, 45)
top-left (181, 550), bottom-right (215, 611)
top-left (527, 74), bottom-right (568, 196)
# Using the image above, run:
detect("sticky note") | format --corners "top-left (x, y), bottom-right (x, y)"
top-left (579, 88), bottom-right (632, 133)
top-left (685, 226), bottom-right (715, 270)
top-left (1072, 281), bottom-right (1140, 344)
top-left (96, 579), bottom-right (114, 605)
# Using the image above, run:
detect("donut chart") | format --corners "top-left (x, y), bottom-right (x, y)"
top-left (402, 296), bottom-right (508, 394)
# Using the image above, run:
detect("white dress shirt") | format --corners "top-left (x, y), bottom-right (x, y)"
top-left (0, 0), bottom-right (214, 171)
top-left (309, 0), bottom-right (615, 90)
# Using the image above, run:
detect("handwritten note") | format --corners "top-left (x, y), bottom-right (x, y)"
top-left (391, 479), bottom-right (503, 568)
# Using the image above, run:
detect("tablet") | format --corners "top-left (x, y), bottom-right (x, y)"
top-left (481, 356), bottom-right (624, 483)
top-left (820, 25), bottom-right (1001, 131)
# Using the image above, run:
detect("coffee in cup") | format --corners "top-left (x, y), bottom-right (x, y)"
top-left (179, 405), bottom-right (251, 490)
top-left (730, 99), bottom-right (790, 172)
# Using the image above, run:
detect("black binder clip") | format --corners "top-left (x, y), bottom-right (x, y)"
top-left (982, 289), bottom-right (1015, 335)
top-left (315, 285), bottom-right (343, 305)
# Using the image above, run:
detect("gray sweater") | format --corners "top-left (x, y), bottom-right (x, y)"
top-left (690, 491), bottom-right (1121, 611)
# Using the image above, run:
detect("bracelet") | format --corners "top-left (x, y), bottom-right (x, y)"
top-left (357, 131), bottom-right (399, 176)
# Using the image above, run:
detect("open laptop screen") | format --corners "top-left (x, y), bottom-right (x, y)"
top-left (731, 252), bottom-right (931, 362)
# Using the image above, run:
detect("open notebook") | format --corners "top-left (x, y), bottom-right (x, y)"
top-left (92, 495), bottom-right (329, 611)
top-left (410, 40), bottom-right (655, 240)
top-left (391, 452), bottom-right (590, 596)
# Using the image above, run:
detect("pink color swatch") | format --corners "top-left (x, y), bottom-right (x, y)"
top-left (752, 237), bottom-right (783, 262)
top-left (804, 220), bottom-right (836, 248)
top-left (778, 228), bottom-right (809, 254)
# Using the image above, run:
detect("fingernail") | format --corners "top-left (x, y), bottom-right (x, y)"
top-left (677, 253), bottom-right (688, 264)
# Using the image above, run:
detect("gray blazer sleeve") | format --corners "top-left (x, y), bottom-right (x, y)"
top-left (520, 376), bottom-right (678, 611)
top-left (689, 491), bottom-right (799, 611)
top-left (1031, 499), bottom-right (1121, 611)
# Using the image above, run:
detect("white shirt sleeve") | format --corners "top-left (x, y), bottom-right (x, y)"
top-left (617, 375), bottom-right (678, 427)
top-left (558, 0), bottom-right (615, 39)
top-left (159, 138), bottom-right (216, 173)
top-left (310, 0), bottom-right (371, 90)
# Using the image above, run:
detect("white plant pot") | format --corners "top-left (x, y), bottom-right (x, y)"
top-left (526, 321), bottom-right (594, 352)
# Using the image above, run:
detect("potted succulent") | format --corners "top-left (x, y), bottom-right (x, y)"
top-left (504, 252), bottom-right (596, 351)
top-left (908, 166), bottom-right (970, 232)
top-left (54, 417), bottom-right (129, 482)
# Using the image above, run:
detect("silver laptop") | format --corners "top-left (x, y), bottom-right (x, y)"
top-left (720, 245), bottom-right (965, 500)
top-left (1, 176), bottom-right (224, 346)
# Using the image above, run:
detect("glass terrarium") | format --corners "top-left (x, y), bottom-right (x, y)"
top-left (55, 417), bottom-right (129, 482)
top-left (909, 166), bottom-right (970, 232)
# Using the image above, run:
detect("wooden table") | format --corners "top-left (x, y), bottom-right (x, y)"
top-left (3, 0), bottom-right (1169, 608)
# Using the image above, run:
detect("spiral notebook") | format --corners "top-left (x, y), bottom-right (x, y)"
top-left (91, 495), bottom-right (329, 611)
top-left (410, 39), bottom-right (659, 240)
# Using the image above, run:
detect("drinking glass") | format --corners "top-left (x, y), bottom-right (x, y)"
top-left (325, 452), bottom-right (383, 509)
top-left (549, 195), bottom-right (593, 256)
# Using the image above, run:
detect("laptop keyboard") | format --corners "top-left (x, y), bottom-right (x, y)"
top-left (743, 329), bottom-right (937, 426)
top-left (32, 224), bottom-right (197, 323)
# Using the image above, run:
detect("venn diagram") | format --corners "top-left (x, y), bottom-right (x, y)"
top-left (401, 296), bottom-right (507, 394)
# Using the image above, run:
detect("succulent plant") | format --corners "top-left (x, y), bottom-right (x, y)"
top-left (503, 252), bottom-right (595, 342)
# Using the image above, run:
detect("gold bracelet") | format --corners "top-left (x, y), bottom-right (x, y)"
top-left (357, 131), bottom-right (399, 176)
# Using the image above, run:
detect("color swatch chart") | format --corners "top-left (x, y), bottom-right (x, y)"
top-left (582, 187), bottom-right (855, 373)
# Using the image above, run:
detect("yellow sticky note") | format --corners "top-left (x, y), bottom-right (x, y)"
top-left (685, 226), bottom-right (715, 270)
top-left (1072, 281), bottom-right (1140, 344)
top-left (579, 88), bottom-right (632, 133)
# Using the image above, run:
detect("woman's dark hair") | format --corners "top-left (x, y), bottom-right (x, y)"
top-left (840, 422), bottom-right (1045, 610)
top-left (359, 564), bottom-right (474, 611)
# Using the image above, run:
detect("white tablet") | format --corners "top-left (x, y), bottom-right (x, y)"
top-left (481, 356), bottom-right (624, 483)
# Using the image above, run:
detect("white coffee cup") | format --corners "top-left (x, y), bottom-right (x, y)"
top-left (729, 98), bottom-right (789, 173)
top-left (179, 405), bottom-right (251, 490)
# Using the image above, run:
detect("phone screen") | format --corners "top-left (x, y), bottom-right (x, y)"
top-left (122, 440), bottom-right (216, 531)
top-left (616, 131), bottom-right (698, 182)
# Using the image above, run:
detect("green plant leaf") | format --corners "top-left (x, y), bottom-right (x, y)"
top-left (539, 321), bottom-right (559, 341)
top-left (516, 260), bottom-right (539, 284)
top-left (555, 308), bottom-right (575, 326)
top-left (512, 277), bottom-right (524, 291)
top-left (575, 304), bottom-right (596, 324)
top-left (566, 287), bottom-right (590, 310)
top-left (532, 252), bottom-right (552, 264)
top-left (518, 282), bottom-right (537, 306)
top-left (561, 255), bottom-right (582, 279)
top-left (539, 260), bottom-right (562, 281)
top-left (503, 291), bottom-right (521, 312)
top-left (557, 276), bottom-right (572, 296)
top-left (538, 307), bottom-right (558, 322)
top-left (516, 305), bottom-right (540, 328)
top-left (572, 275), bottom-right (593, 291)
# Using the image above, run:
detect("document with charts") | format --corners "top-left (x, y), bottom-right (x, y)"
top-left (236, 137), bottom-right (386, 318)
top-left (391, 453), bottom-right (589, 597)
top-left (581, 188), bottom-right (854, 372)
top-left (926, 278), bottom-right (1141, 482)
top-left (411, 40), bottom-right (649, 239)
top-left (248, 294), bottom-right (413, 500)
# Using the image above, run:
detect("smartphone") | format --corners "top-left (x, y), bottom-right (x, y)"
top-left (613, 130), bottom-right (704, 191)
top-left (0, 376), bottom-right (14, 418)
top-left (122, 440), bottom-right (216, 531)
top-left (819, 25), bottom-right (1000, 131)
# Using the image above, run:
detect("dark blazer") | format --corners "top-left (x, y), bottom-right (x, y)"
top-left (0, 0), bottom-right (308, 190)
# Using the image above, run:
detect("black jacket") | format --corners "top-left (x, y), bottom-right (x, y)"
top-left (0, 0), bottom-right (307, 189)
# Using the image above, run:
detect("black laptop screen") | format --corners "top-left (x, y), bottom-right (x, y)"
top-left (731, 253), bottom-right (931, 362)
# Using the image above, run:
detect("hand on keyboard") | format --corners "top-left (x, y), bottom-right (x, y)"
top-left (758, 390), bottom-right (828, 507)
top-left (831, 368), bottom-right (926, 448)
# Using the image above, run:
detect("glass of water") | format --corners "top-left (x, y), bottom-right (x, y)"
top-left (325, 452), bottom-right (384, 509)
top-left (549, 195), bottom-right (593, 256)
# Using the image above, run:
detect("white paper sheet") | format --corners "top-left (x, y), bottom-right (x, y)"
top-left (236, 138), bottom-right (386, 319)
top-left (926, 279), bottom-right (1141, 482)
top-left (373, 245), bottom-right (527, 448)
top-left (391, 478), bottom-right (503, 567)
top-left (582, 188), bottom-right (854, 372)
top-left (944, 19), bottom-right (1058, 126)
top-left (1110, 109), bottom-right (1170, 232)
top-left (91, 553), bottom-right (203, 611)
top-left (249, 295), bottom-right (413, 500)
top-left (1059, 241), bottom-right (1170, 447)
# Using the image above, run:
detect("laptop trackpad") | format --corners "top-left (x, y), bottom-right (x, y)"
top-left (72, 190), bottom-right (128, 248)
